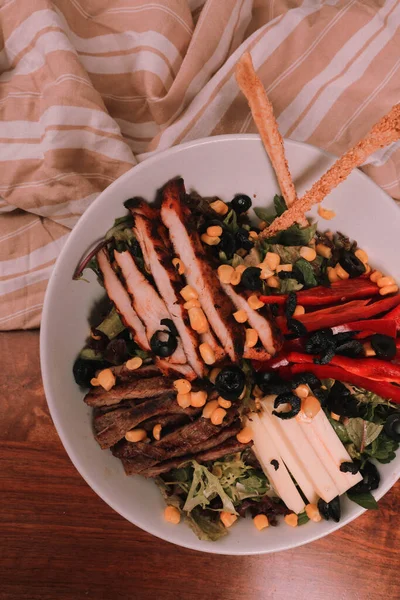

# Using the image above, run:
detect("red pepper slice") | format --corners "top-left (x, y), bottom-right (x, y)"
top-left (382, 303), bottom-right (400, 331)
top-left (260, 277), bottom-right (379, 307)
top-left (332, 319), bottom-right (397, 339)
top-left (277, 295), bottom-right (400, 333)
top-left (280, 363), bottom-right (400, 404)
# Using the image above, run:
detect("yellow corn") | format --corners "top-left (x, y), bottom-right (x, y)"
top-left (380, 284), bottom-right (399, 296)
top-left (267, 276), bottom-right (280, 289)
top-left (335, 263), bottom-right (349, 280)
top-left (164, 506), bottom-right (181, 524)
top-left (218, 397), bottom-right (232, 409)
top-left (253, 385), bottom-right (263, 398)
top-left (217, 264), bottom-right (234, 284)
top-left (202, 400), bottom-right (219, 418)
top-left (302, 395), bottom-right (321, 419)
top-left (300, 246), bottom-right (317, 262)
top-left (210, 199), bottom-right (229, 215)
top-left (125, 428), bottom-right (147, 443)
top-left (236, 426), bottom-right (253, 444)
top-left (97, 368), bottom-right (116, 391)
top-left (248, 295), bottom-right (264, 310)
top-left (90, 377), bottom-right (100, 387)
top-left (211, 407), bottom-right (227, 425)
top-left (265, 252), bottom-right (281, 271)
top-left (258, 220), bottom-right (267, 231)
top-left (190, 390), bottom-right (208, 407)
top-left (220, 511), bottom-right (237, 528)
top-left (293, 305), bottom-right (305, 316)
top-left (260, 265), bottom-right (274, 280)
top-left (363, 342), bottom-right (376, 357)
top-left (355, 249), bottom-right (368, 265)
top-left (209, 368), bottom-right (221, 384)
top-left (183, 298), bottom-right (201, 310)
top-left (236, 264), bottom-right (247, 275)
top-left (284, 514), bottom-right (298, 527)
top-left (317, 205), bottom-right (336, 220)
top-left (173, 379), bottom-right (192, 394)
top-left (294, 384), bottom-right (309, 399)
top-left (188, 307), bottom-right (208, 333)
top-left (331, 412), bottom-right (341, 421)
top-left (327, 266), bottom-right (339, 283)
top-left (172, 257), bottom-right (185, 275)
top-left (125, 356), bottom-right (143, 371)
top-left (199, 342), bottom-right (216, 365)
top-left (253, 514), bottom-right (269, 530)
top-left (153, 424), bottom-right (162, 441)
top-left (180, 285), bottom-right (198, 301)
top-left (276, 264), bottom-right (293, 273)
top-left (249, 230), bottom-right (258, 240)
top-left (305, 503), bottom-right (322, 523)
top-left (245, 328), bottom-right (258, 348)
top-left (377, 276), bottom-right (396, 288)
top-left (233, 309), bottom-right (248, 323)
top-left (201, 233), bottom-right (221, 246)
top-left (316, 244), bottom-right (332, 259)
top-left (230, 271), bottom-right (241, 285)
top-left (177, 392), bottom-right (192, 408)
top-left (370, 270), bottom-right (382, 283)
top-left (207, 225), bottom-right (223, 237)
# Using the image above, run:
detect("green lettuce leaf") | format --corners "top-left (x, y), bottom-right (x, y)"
top-left (223, 209), bottom-right (239, 234)
top-left (347, 492), bottom-right (378, 510)
top-left (327, 415), bottom-right (350, 444)
top-left (363, 432), bottom-right (399, 464)
top-left (270, 244), bottom-right (301, 264)
top-left (254, 206), bottom-right (274, 223)
top-left (185, 507), bottom-right (228, 541)
top-left (183, 462), bottom-right (237, 514)
top-left (279, 278), bottom-right (304, 293)
top-left (274, 194), bottom-right (287, 216)
top-left (295, 258), bottom-right (318, 287)
top-left (345, 418), bottom-right (383, 451)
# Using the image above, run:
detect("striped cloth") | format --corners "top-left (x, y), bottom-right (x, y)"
top-left (1, 0), bottom-right (400, 330)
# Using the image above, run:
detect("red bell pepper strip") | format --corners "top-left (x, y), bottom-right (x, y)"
top-left (285, 351), bottom-right (400, 384)
top-left (332, 319), bottom-right (397, 339)
top-left (382, 303), bottom-right (400, 331)
top-left (276, 295), bottom-right (400, 334)
top-left (280, 363), bottom-right (400, 404)
top-left (260, 277), bottom-right (379, 307)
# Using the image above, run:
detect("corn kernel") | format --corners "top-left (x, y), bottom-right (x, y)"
top-left (245, 328), bottom-right (258, 348)
top-left (293, 305), bottom-right (305, 316)
top-left (294, 384), bottom-right (309, 399)
top-left (363, 342), bottom-right (376, 357)
top-left (172, 257), bottom-right (185, 275)
top-left (218, 397), bottom-right (232, 409)
top-left (260, 266), bottom-right (274, 280)
top-left (377, 276), bottom-right (396, 288)
top-left (97, 368), bottom-right (116, 391)
top-left (233, 309), bottom-right (248, 323)
top-left (153, 424), bottom-right (162, 441)
top-left (300, 246), bottom-right (317, 262)
top-left (248, 295), bottom-right (264, 310)
top-left (126, 356), bottom-right (143, 371)
top-left (303, 395), bottom-right (321, 419)
top-left (327, 266), bottom-right (339, 283)
top-left (236, 264), bottom-right (247, 275)
top-left (370, 270), bottom-right (382, 283)
top-left (249, 230), bottom-right (258, 240)
top-left (276, 264), bottom-right (293, 273)
top-left (331, 412), bottom-right (340, 421)
top-left (90, 377), bottom-right (100, 387)
top-left (202, 400), bottom-right (219, 418)
top-left (317, 205), bottom-right (336, 220)
top-left (209, 368), bottom-right (221, 384)
top-left (220, 511), bottom-right (237, 528)
top-left (379, 284), bottom-right (399, 296)
top-left (181, 285), bottom-right (198, 301)
top-left (265, 252), bottom-right (281, 271)
top-left (335, 263), bottom-right (349, 280)
top-left (184, 298), bottom-right (201, 310)
top-left (210, 199), bottom-right (229, 215)
top-left (177, 392), bottom-right (191, 408)
top-left (305, 503), bottom-right (322, 523)
top-left (355, 249), bottom-right (368, 265)
top-left (190, 390), bottom-right (208, 407)
top-left (230, 271), bottom-right (241, 285)
top-left (211, 407), bottom-right (227, 425)
top-left (188, 307), bottom-right (208, 333)
top-left (364, 264), bottom-right (372, 275)
top-left (267, 276), bottom-right (280, 289)
top-left (125, 428), bottom-right (147, 443)
top-left (164, 506), bottom-right (181, 524)
top-left (316, 244), bottom-right (332, 259)
top-left (253, 385), bottom-right (263, 398)
top-left (173, 379), bottom-right (192, 394)
top-left (207, 225), bottom-right (223, 237)
top-left (201, 233), bottom-right (221, 246)
top-left (217, 264), bottom-right (234, 284)
top-left (199, 342), bottom-right (216, 365)
top-left (236, 426), bottom-right (253, 444)
top-left (259, 220), bottom-right (267, 231)
top-left (253, 514), bottom-right (269, 530)
top-left (284, 514), bottom-right (298, 527)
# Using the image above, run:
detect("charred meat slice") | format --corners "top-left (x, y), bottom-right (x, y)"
top-left (160, 179), bottom-right (244, 361)
top-left (130, 207), bottom-right (206, 377)
top-left (84, 376), bottom-right (174, 407)
top-left (155, 360), bottom-right (197, 381)
top-left (114, 250), bottom-right (186, 364)
top-left (103, 363), bottom-right (160, 383)
top-left (97, 248), bottom-right (149, 351)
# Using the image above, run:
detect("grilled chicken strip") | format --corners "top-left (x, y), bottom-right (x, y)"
top-left (114, 249), bottom-right (187, 365)
top-left (156, 360), bottom-right (197, 381)
top-left (127, 199), bottom-right (206, 377)
top-left (160, 179), bottom-right (244, 361)
top-left (97, 248), bottom-right (149, 351)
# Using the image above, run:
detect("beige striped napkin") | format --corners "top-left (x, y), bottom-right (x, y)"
top-left (1, 0), bottom-right (399, 330)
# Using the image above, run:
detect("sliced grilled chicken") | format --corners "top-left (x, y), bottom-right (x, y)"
top-left (97, 248), bottom-right (149, 351)
top-left (127, 201), bottom-right (206, 377)
top-left (114, 249), bottom-right (187, 365)
top-left (221, 283), bottom-right (280, 356)
top-left (156, 360), bottom-right (197, 381)
top-left (160, 179), bottom-right (244, 361)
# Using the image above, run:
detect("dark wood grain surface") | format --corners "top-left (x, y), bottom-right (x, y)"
top-left (1, 331), bottom-right (399, 600)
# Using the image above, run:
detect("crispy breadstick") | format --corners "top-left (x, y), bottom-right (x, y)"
top-left (236, 52), bottom-right (297, 208)
top-left (263, 103), bottom-right (400, 237)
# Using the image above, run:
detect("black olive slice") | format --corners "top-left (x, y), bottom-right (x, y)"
top-left (73, 358), bottom-right (106, 388)
top-left (340, 461), bottom-right (360, 474)
top-left (349, 461), bottom-right (380, 494)
top-left (241, 267), bottom-right (262, 291)
top-left (384, 413), bottom-right (400, 442)
top-left (215, 366), bottom-right (246, 401)
top-left (235, 227), bottom-right (254, 251)
top-left (160, 318), bottom-right (178, 337)
top-left (150, 329), bottom-right (178, 357)
top-left (231, 194), bottom-right (252, 214)
top-left (272, 392), bottom-right (301, 420)
top-left (370, 334), bottom-right (396, 360)
top-left (338, 250), bottom-right (366, 278)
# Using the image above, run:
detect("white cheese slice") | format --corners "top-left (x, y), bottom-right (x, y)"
top-left (247, 412), bottom-right (305, 514)
top-left (259, 404), bottom-right (318, 504)
top-left (262, 397), bottom-right (340, 503)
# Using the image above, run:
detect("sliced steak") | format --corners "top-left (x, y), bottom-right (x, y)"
top-left (160, 179), bottom-right (244, 361)
top-left (114, 250), bottom-right (187, 365)
top-left (84, 376), bottom-right (174, 407)
top-left (156, 359), bottom-right (196, 381)
top-left (102, 363), bottom-right (160, 382)
top-left (195, 437), bottom-right (253, 462)
top-left (97, 248), bottom-right (149, 351)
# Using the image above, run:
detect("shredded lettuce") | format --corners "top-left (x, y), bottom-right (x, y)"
top-left (183, 462), bottom-right (237, 514)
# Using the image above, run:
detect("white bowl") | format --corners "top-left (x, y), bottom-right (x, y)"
top-left (40, 135), bottom-right (400, 555)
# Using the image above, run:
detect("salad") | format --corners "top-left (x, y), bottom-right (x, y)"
top-left (71, 52), bottom-right (400, 542)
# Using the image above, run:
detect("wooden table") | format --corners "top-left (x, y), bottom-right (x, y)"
top-left (1, 331), bottom-right (399, 600)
